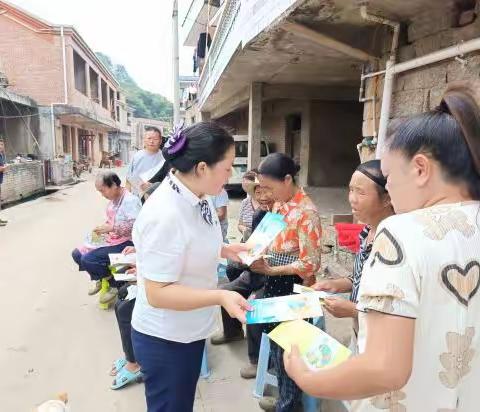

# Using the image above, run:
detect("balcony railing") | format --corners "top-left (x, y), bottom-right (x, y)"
top-left (198, 0), bottom-right (241, 104)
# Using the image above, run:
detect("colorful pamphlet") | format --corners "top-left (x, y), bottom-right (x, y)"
top-left (109, 253), bottom-right (137, 266)
top-left (293, 284), bottom-right (351, 301)
top-left (269, 319), bottom-right (352, 370)
top-left (84, 231), bottom-right (109, 249)
top-left (238, 212), bottom-right (287, 266)
top-left (246, 294), bottom-right (324, 324)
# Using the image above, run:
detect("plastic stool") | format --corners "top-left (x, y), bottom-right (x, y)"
top-left (253, 317), bottom-right (325, 412)
top-left (200, 344), bottom-right (210, 378)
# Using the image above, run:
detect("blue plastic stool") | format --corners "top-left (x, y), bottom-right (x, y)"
top-left (253, 317), bottom-right (325, 412)
top-left (200, 344), bottom-right (210, 378)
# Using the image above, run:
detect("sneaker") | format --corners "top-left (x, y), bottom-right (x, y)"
top-left (240, 363), bottom-right (257, 379)
top-left (0, 217), bottom-right (8, 223)
top-left (88, 280), bottom-right (102, 295)
top-left (0, 221), bottom-right (6, 227)
top-left (259, 396), bottom-right (277, 411)
top-left (99, 287), bottom-right (118, 304)
top-left (210, 331), bottom-right (244, 345)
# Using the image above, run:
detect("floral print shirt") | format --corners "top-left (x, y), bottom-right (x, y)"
top-left (269, 189), bottom-right (322, 279)
top-left (353, 202), bottom-right (480, 412)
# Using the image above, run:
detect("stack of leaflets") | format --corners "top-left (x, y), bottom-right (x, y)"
top-left (269, 319), bottom-right (351, 370)
top-left (293, 284), bottom-right (351, 301)
top-left (108, 253), bottom-right (137, 282)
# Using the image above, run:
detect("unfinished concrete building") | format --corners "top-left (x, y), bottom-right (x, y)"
top-left (181, 0), bottom-right (480, 193)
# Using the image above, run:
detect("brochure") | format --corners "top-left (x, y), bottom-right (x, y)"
top-left (269, 319), bottom-right (352, 370)
top-left (246, 294), bottom-right (324, 324)
top-left (238, 212), bottom-right (286, 266)
top-left (109, 253), bottom-right (137, 266)
top-left (293, 284), bottom-right (350, 301)
top-left (84, 231), bottom-right (109, 249)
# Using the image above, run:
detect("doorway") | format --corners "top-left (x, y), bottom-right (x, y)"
top-left (285, 114), bottom-right (301, 164)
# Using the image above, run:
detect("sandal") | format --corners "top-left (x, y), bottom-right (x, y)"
top-left (111, 367), bottom-right (143, 390)
top-left (109, 358), bottom-right (127, 376)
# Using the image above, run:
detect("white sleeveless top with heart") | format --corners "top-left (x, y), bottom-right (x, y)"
top-left (354, 201), bottom-right (480, 412)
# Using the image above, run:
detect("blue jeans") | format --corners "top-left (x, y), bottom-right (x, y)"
top-left (71, 241), bottom-right (133, 284)
top-left (132, 329), bottom-right (205, 412)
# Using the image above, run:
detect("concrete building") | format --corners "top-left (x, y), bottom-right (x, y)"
top-left (0, 0), bottom-right (131, 183)
top-left (180, 0), bottom-right (480, 188)
top-left (179, 75), bottom-right (199, 125)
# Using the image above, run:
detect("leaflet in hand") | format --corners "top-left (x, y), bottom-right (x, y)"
top-left (269, 320), bottom-right (351, 370)
top-left (246, 294), bottom-right (324, 324)
top-left (293, 284), bottom-right (350, 301)
top-left (112, 272), bottom-right (137, 282)
top-left (238, 212), bottom-right (286, 266)
top-left (84, 231), bottom-right (109, 249)
top-left (109, 253), bottom-right (137, 266)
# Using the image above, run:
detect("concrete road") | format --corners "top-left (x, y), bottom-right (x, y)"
top-left (0, 171), bottom-right (263, 412)
top-left (0, 171), bottom-right (349, 411)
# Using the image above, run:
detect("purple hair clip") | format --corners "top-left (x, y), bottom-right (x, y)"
top-left (165, 124), bottom-right (187, 155)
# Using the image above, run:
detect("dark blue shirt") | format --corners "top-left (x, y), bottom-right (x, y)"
top-left (0, 152), bottom-right (5, 185)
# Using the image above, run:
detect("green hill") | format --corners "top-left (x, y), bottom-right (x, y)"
top-left (96, 52), bottom-right (173, 121)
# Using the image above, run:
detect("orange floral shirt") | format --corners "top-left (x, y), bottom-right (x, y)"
top-left (269, 189), bottom-right (322, 279)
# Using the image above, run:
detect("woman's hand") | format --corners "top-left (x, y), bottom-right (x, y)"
top-left (219, 290), bottom-right (252, 323)
top-left (221, 243), bottom-right (250, 263)
top-left (250, 258), bottom-right (275, 275)
top-left (323, 298), bottom-right (357, 318)
top-left (284, 344), bottom-right (310, 383)
top-left (122, 246), bottom-right (136, 255)
top-left (312, 279), bottom-right (338, 293)
top-left (93, 224), bottom-right (114, 235)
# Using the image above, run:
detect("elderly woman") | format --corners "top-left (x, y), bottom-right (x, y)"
top-left (284, 83), bottom-right (480, 412)
top-left (313, 160), bottom-right (394, 351)
top-left (71, 172), bottom-right (141, 304)
top-left (251, 153), bottom-right (322, 412)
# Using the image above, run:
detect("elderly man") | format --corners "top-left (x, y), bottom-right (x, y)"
top-left (126, 127), bottom-right (165, 197)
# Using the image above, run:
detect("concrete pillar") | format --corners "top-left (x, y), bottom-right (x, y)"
top-left (71, 127), bottom-right (79, 161)
top-left (98, 78), bottom-right (102, 107)
top-left (248, 82), bottom-right (263, 170)
top-left (200, 111), bottom-right (211, 122)
top-left (299, 100), bottom-right (312, 187)
top-left (85, 63), bottom-right (91, 98)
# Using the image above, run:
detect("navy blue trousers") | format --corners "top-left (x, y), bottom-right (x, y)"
top-left (71, 241), bottom-right (133, 284)
top-left (132, 328), bottom-right (205, 412)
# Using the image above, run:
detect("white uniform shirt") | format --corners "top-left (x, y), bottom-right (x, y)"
top-left (131, 172), bottom-right (222, 343)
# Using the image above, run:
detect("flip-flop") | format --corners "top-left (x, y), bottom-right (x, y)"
top-left (109, 358), bottom-right (127, 376)
top-left (110, 367), bottom-right (143, 390)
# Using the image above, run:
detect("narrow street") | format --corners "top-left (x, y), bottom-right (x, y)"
top-left (0, 170), bottom-right (260, 412)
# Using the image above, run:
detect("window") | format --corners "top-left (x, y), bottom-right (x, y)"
top-left (101, 79), bottom-right (108, 109)
top-left (89, 68), bottom-right (99, 102)
top-left (73, 51), bottom-right (87, 95)
top-left (234, 141), bottom-right (268, 158)
top-left (62, 125), bottom-right (70, 154)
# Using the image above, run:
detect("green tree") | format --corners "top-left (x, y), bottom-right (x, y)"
top-left (96, 52), bottom-right (173, 121)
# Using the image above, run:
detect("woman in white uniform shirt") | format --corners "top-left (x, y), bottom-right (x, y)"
top-left (131, 122), bottom-right (250, 412)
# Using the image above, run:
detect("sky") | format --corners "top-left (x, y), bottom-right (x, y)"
top-left (8, 0), bottom-right (195, 101)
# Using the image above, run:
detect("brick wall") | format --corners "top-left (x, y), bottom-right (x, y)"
top-left (0, 15), bottom-right (64, 105)
top-left (1, 161), bottom-right (45, 205)
top-left (50, 159), bottom-right (74, 185)
top-left (362, 3), bottom-right (480, 138)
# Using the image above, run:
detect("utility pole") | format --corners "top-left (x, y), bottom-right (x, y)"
top-left (172, 0), bottom-right (180, 126)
